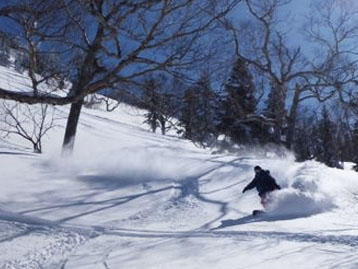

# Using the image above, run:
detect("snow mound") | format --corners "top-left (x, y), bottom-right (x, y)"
top-left (266, 162), bottom-right (341, 218)
top-left (267, 188), bottom-right (334, 217)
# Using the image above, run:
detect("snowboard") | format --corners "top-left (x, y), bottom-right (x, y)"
top-left (211, 211), bottom-right (266, 230)
top-left (252, 209), bottom-right (265, 216)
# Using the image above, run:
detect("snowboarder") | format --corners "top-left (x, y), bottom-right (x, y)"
top-left (242, 166), bottom-right (281, 208)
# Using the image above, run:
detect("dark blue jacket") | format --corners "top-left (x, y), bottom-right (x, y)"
top-left (243, 170), bottom-right (281, 196)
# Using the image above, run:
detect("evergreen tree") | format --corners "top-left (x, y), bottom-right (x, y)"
top-left (220, 57), bottom-right (257, 143)
top-left (0, 32), bottom-right (12, 67)
top-left (225, 57), bottom-right (256, 116)
top-left (264, 80), bottom-right (287, 143)
top-left (142, 76), bottom-right (180, 135)
top-left (142, 78), bottom-right (163, 133)
top-left (315, 106), bottom-right (340, 168)
top-left (180, 87), bottom-right (195, 139)
top-left (180, 75), bottom-right (217, 145)
top-left (158, 92), bottom-right (176, 135)
top-left (0, 47), bottom-right (10, 67)
top-left (335, 120), bottom-right (353, 165)
top-left (352, 121), bottom-right (358, 171)
top-left (293, 114), bottom-right (316, 162)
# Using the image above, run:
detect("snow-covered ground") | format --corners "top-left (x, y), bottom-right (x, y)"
top-left (0, 67), bottom-right (358, 268)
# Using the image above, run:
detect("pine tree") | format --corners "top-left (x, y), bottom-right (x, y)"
top-left (198, 77), bottom-right (218, 144)
top-left (180, 88), bottom-right (194, 140)
top-left (158, 92), bottom-right (176, 135)
top-left (142, 78), bottom-right (162, 133)
top-left (315, 106), bottom-right (340, 168)
top-left (0, 32), bottom-right (12, 67)
top-left (293, 114), bottom-right (316, 162)
top-left (264, 80), bottom-right (287, 144)
top-left (180, 75), bottom-right (217, 145)
top-left (0, 47), bottom-right (10, 67)
top-left (335, 120), bottom-right (353, 165)
top-left (226, 57), bottom-right (256, 116)
top-left (352, 121), bottom-right (358, 171)
top-left (220, 57), bottom-right (257, 143)
top-left (141, 75), bottom-right (179, 135)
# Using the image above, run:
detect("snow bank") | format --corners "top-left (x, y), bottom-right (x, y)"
top-left (267, 188), bottom-right (334, 217)
top-left (265, 161), bottom-right (358, 218)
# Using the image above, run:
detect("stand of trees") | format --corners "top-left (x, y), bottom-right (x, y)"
top-left (0, 0), bottom-right (241, 152)
top-left (137, 0), bottom-right (358, 170)
top-left (0, 0), bottom-right (357, 170)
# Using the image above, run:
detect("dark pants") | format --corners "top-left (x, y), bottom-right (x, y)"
top-left (259, 192), bottom-right (271, 208)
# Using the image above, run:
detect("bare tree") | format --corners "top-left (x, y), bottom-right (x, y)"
top-left (283, 0), bottom-right (358, 148)
top-left (0, 0), bottom-right (241, 152)
top-left (0, 101), bottom-right (58, 153)
top-left (217, 0), bottom-right (358, 149)
top-left (83, 94), bottom-right (120, 112)
top-left (219, 0), bottom-right (314, 145)
top-left (305, 0), bottom-right (358, 111)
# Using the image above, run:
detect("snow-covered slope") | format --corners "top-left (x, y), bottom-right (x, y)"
top-left (0, 67), bottom-right (358, 269)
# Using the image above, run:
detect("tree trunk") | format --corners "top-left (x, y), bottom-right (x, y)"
top-left (286, 85), bottom-right (301, 149)
top-left (160, 117), bottom-right (166, 135)
top-left (274, 82), bottom-right (287, 144)
top-left (33, 143), bottom-right (41, 154)
top-left (62, 98), bottom-right (84, 153)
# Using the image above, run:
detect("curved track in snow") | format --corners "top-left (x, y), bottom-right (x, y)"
top-left (0, 67), bottom-right (357, 268)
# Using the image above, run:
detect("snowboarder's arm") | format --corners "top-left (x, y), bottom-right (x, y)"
top-left (242, 178), bottom-right (257, 193)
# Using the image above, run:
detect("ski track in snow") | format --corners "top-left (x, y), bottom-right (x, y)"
top-left (1, 147), bottom-right (358, 268)
top-left (0, 222), bottom-right (86, 269)
top-left (0, 66), bottom-right (358, 268)
top-left (1, 212), bottom-right (358, 269)
top-left (1, 155), bottom-right (358, 269)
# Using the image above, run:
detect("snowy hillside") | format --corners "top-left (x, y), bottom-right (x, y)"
top-left (0, 68), bottom-right (358, 268)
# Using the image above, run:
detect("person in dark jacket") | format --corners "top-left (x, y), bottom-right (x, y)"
top-left (242, 166), bottom-right (281, 208)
